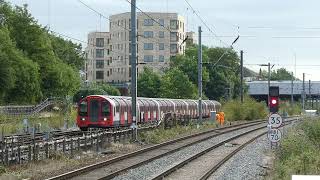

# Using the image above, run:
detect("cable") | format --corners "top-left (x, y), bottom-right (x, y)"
top-left (124, 0), bottom-right (186, 42)
top-left (183, 0), bottom-right (232, 47)
top-left (77, 0), bottom-right (182, 55)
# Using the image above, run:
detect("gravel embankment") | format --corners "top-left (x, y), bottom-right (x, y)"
top-left (209, 120), bottom-right (300, 180)
top-left (112, 123), bottom-right (266, 180)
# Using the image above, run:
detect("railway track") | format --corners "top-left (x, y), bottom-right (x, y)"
top-left (46, 119), bottom-right (272, 180)
top-left (152, 118), bottom-right (297, 180)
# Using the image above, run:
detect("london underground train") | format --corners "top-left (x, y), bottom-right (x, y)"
top-left (77, 95), bottom-right (221, 131)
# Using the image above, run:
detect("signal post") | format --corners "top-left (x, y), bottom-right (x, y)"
top-left (267, 86), bottom-right (282, 148)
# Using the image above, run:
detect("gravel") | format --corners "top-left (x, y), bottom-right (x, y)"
top-left (112, 123), bottom-right (266, 180)
top-left (208, 120), bottom-right (299, 180)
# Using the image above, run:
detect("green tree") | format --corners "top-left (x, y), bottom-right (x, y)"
top-left (73, 83), bottom-right (121, 102)
top-left (160, 68), bottom-right (197, 99)
top-left (138, 67), bottom-right (161, 98)
top-left (0, 27), bottom-right (42, 104)
top-left (50, 35), bottom-right (85, 70)
top-left (0, 2), bottom-right (82, 103)
top-left (271, 68), bottom-right (294, 81)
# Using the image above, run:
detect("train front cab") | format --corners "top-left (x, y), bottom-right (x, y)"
top-left (77, 96), bottom-right (113, 130)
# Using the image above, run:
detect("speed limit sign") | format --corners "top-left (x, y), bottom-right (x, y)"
top-left (268, 128), bottom-right (282, 142)
top-left (268, 113), bottom-right (282, 128)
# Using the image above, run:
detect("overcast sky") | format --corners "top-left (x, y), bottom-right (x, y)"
top-left (8, 0), bottom-right (320, 80)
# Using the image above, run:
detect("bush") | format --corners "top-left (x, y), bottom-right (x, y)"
top-left (274, 119), bottom-right (320, 179)
top-left (222, 97), bottom-right (268, 121)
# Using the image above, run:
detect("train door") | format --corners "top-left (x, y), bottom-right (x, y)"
top-left (89, 98), bottom-right (99, 122)
top-left (113, 100), bottom-right (120, 126)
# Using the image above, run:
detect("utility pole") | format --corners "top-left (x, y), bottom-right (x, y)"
top-left (302, 73), bottom-right (305, 112)
top-left (268, 62), bottom-right (271, 109)
top-left (198, 26), bottom-right (202, 123)
top-left (130, 0), bottom-right (137, 140)
top-left (291, 72), bottom-right (294, 106)
top-left (309, 80), bottom-right (311, 109)
top-left (240, 50), bottom-right (244, 103)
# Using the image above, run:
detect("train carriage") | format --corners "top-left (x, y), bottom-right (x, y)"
top-left (77, 95), bottom-right (221, 130)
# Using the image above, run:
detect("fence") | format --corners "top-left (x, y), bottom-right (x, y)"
top-left (0, 125), bottom-right (156, 166)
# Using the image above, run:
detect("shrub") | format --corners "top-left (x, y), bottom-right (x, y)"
top-left (222, 97), bottom-right (268, 121)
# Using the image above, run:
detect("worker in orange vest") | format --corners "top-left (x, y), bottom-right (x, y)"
top-left (219, 112), bottom-right (225, 126)
top-left (216, 113), bottom-right (221, 125)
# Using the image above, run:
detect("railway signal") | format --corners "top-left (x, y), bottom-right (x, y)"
top-left (269, 86), bottom-right (279, 113)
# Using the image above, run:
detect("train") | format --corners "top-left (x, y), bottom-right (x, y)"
top-left (76, 95), bottom-right (221, 131)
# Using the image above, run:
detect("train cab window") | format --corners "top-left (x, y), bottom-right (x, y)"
top-left (79, 101), bottom-right (88, 116)
top-left (102, 102), bottom-right (110, 116)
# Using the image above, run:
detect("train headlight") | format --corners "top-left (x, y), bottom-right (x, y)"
top-left (103, 118), bottom-right (107, 121)
top-left (81, 117), bottom-right (86, 121)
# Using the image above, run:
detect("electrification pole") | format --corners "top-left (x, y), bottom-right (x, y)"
top-left (268, 62), bottom-right (271, 109)
top-left (309, 80), bottom-right (311, 109)
top-left (291, 72), bottom-right (294, 106)
top-left (198, 26), bottom-right (202, 123)
top-left (302, 73), bottom-right (305, 112)
top-left (240, 50), bottom-right (244, 103)
top-left (130, 0), bottom-right (137, 140)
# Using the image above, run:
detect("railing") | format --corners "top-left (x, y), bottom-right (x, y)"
top-left (0, 98), bottom-right (63, 116)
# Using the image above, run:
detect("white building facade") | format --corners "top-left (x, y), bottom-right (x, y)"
top-left (85, 12), bottom-right (187, 83)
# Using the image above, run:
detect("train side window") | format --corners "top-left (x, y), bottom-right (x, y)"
top-left (102, 101), bottom-right (110, 116)
top-left (79, 101), bottom-right (88, 116)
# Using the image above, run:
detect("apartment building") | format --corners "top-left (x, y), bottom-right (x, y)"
top-left (85, 32), bottom-right (111, 82)
top-left (85, 12), bottom-right (186, 83)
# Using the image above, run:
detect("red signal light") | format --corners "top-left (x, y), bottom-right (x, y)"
top-left (271, 98), bottom-right (277, 105)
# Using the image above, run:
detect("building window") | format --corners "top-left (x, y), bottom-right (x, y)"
top-left (129, 19), bottom-right (131, 29)
top-left (159, 31), bottom-right (165, 38)
top-left (96, 60), bottom-right (104, 68)
top-left (143, 31), bottom-right (153, 38)
top-left (144, 43), bottom-right (153, 50)
top-left (144, 19), bottom-right (153, 26)
top-left (144, 55), bottom-right (153, 62)
top-left (159, 55), bottom-right (164, 62)
top-left (159, 19), bottom-right (164, 26)
top-left (159, 43), bottom-right (164, 50)
top-left (96, 49), bottom-right (104, 58)
top-left (170, 44), bottom-right (178, 53)
top-left (96, 38), bottom-right (104, 47)
top-left (170, 32), bottom-right (178, 41)
top-left (96, 71), bottom-right (104, 80)
top-left (170, 20), bottom-right (178, 30)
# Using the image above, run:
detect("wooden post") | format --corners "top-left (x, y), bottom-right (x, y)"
top-left (17, 146), bottom-right (21, 164)
top-left (45, 143), bottom-right (49, 158)
top-left (70, 138), bottom-right (74, 157)
top-left (54, 141), bottom-right (57, 151)
top-left (63, 138), bottom-right (66, 153)
top-left (77, 137), bottom-right (80, 151)
top-left (28, 145), bottom-right (31, 162)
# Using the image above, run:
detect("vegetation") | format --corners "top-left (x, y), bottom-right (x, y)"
top-left (138, 45), bottom-right (242, 100)
top-left (139, 121), bottom-right (216, 144)
top-left (73, 83), bottom-right (121, 102)
top-left (279, 101), bottom-right (302, 116)
top-left (259, 68), bottom-right (296, 81)
top-left (222, 96), bottom-right (268, 121)
top-left (0, 2), bottom-right (83, 104)
top-left (273, 119), bottom-right (320, 179)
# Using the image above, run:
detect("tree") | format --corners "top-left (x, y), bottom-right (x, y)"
top-left (0, 27), bottom-right (42, 104)
top-left (271, 68), bottom-right (294, 81)
top-left (50, 34), bottom-right (85, 70)
top-left (137, 67), bottom-right (161, 98)
top-left (73, 83), bottom-right (121, 102)
top-left (0, 2), bottom-right (83, 103)
top-left (160, 68), bottom-right (197, 99)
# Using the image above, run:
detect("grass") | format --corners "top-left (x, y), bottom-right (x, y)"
top-left (222, 96), bottom-right (268, 121)
top-left (0, 107), bottom-right (78, 135)
top-left (138, 121), bottom-right (217, 144)
top-left (273, 118), bottom-right (320, 179)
